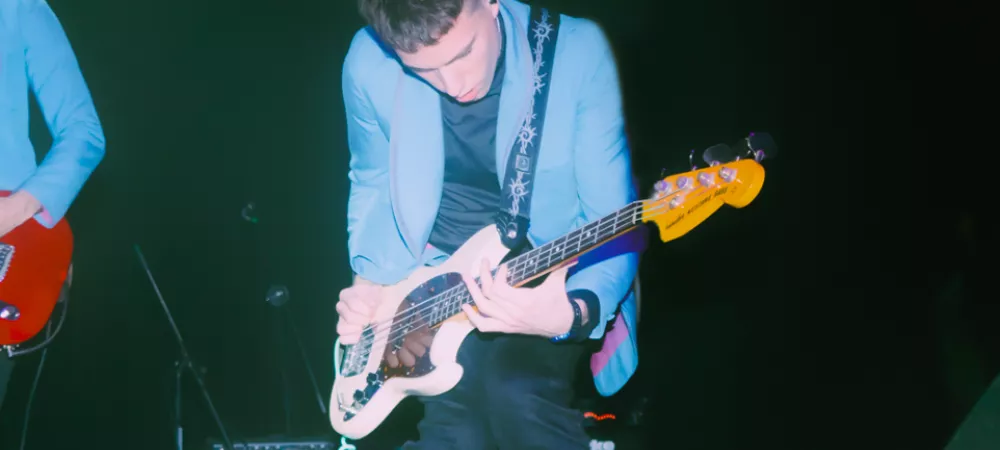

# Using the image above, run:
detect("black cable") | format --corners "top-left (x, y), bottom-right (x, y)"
top-left (18, 319), bottom-right (53, 450)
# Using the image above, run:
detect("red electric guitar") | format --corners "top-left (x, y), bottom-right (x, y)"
top-left (0, 190), bottom-right (74, 348)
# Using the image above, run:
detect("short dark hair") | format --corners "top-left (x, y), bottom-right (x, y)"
top-left (357, 0), bottom-right (469, 54)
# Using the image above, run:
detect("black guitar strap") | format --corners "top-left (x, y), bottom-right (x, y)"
top-left (495, 7), bottom-right (561, 249)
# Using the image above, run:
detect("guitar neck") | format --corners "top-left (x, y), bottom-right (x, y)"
top-left (418, 201), bottom-right (644, 329)
top-left (503, 201), bottom-right (645, 286)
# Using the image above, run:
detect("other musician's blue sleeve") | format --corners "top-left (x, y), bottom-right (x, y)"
top-left (563, 22), bottom-right (641, 340)
top-left (17, 0), bottom-right (105, 227)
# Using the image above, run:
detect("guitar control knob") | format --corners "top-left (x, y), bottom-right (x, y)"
top-left (0, 305), bottom-right (19, 321)
top-left (353, 389), bottom-right (365, 402)
top-left (367, 373), bottom-right (379, 384)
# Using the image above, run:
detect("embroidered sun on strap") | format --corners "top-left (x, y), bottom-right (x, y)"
top-left (495, 7), bottom-right (560, 249)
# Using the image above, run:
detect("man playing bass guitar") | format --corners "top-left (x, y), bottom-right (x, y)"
top-left (334, 0), bottom-right (640, 448)
top-left (0, 0), bottom-right (106, 414)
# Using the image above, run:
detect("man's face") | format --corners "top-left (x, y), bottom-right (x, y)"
top-left (397, 0), bottom-right (502, 103)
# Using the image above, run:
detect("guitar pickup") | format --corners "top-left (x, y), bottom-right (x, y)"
top-left (0, 243), bottom-right (13, 284)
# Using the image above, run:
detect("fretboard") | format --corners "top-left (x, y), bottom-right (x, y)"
top-left (505, 200), bottom-right (645, 285)
top-left (424, 200), bottom-right (645, 328)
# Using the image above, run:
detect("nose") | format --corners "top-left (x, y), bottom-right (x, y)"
top-left (439, 69), bottom-right (464, 97)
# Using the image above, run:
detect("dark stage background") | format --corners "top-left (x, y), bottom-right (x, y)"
top-left (0, 0), bottom-right (990, 449)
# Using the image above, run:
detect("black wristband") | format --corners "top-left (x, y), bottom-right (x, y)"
top-left (570, 289), bottom-right (601, 338)
top-left (551, 289), bottom-right (600, 343)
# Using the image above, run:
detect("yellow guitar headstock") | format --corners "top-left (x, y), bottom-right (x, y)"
top-left (641, 133), bottom-right (775, 243)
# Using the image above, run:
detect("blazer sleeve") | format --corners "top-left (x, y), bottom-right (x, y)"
top-left (563, 21), bottom-right (641, 340)
top-left (17, 0), bottom-right (105, 227)
top-left (342, 31), bottom-right (412, 285)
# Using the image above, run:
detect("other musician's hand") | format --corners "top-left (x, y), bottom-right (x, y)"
top-left (460, 259), bottom-right (575, 339)
top-left (0, 191), bottom-right (41, 239)
top-left (335, 277), bottom-right (382, 345)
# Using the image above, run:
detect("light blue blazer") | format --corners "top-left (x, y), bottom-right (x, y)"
top-left (0, 0), bottom-right (105, 227)
top-left (341, 0), bottom-right (641, 396)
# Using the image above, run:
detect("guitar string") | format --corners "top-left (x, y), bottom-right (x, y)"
top-left (341, 185), bottom-right (720, 366)
top-left (341, 198), bottom-right (697, 370)
top-left (341, 196), bottom-right (701, 370)
top-left (343, 185), bottom-right (716, 366)
top-left (339, 202), bottom-right (650, 368)
top-left (342, 188), bottom-right (714, 366)
top-left (352, 199), bottom-right (646, 337)
top-left (357, 183), bottom-right (709, 340)
top-left (347, 199), bottom-right (647, 346)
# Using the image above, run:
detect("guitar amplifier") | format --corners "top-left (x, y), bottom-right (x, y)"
top-left (208, 437), bottom-right (335, 450)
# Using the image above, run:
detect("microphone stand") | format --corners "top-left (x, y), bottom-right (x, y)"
top-left (134, 245), bottom-right (235, 450)
top-left (266, 286), bottom-right (328, 419)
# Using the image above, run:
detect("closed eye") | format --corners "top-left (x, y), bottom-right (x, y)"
top-left (406, 36), bottom-right (477, 73)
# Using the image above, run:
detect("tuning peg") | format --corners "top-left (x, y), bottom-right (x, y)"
top-left (746, 132), bottom-right (777, 162)
top-left (702, 144), bottom-right (736, 166)
top-left (688, 149), bottom-right (697, 170)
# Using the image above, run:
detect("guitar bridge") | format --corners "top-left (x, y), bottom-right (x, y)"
top-left (337, 371), bottom-right (385, 422)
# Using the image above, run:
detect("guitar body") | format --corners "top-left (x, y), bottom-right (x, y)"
top-left (0, 191), bottom-right (74, 347)
top-left (330, 225), bottom-right (512, 440)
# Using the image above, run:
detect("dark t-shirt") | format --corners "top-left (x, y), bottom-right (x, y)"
top-left (426, 16), bottom-right (507, 255)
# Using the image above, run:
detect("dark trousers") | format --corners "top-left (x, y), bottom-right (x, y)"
top-left (402, 332), bottom-right (592, 450)
top-left (0, 355), bottom-right (12, 409)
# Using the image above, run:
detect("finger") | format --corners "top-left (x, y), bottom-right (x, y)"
top-left (462, 304), bottom-right (506, 333)
top-left (478, 258), bottom-right (494, 299)
top-left (336, 304), bottom-right (369, 328)
top-left (386, 351), bottom-right (400, 368)
top-left (335, 300), bottom-right (352, 316)
top-left (336, 321), bottom-right (361, 339)
top-left (398, 348), bottom-right (416, 367)
top-left (494, 264), bottom-right (513, 293)
top-left (336, 320), bottom-right (361, 334)
top-left (343, 296), bottom-right (374, 318)
top-left (338, 286), bottom-right (358, 303)
top-left (470, 292), bottom-right (511, 321)
top-left (418, 331), bottom-right (434, 347)
top-left (336, 330), bottom-right (360, 345)
top-left (358, 285), bottom-right (382, 307)
top-left (462, 273), bottom-right (484, 301)
top-left (341, 285), bottom-right (380, 310)
top-left (337, 305), bottom-right (363, 324)
top-left (462, 273), bottom-right (505, 320)
top-left (404, 337), bottom-right (427, 358)
top-left (491, 264), bottom-right (521, 305)
top-left (337, 334), bottom-right (360, 345)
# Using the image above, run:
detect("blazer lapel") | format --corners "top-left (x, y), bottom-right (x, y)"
top-left (389, 71), bottom-right (445, 260)
top-left (387, 0), bottom-right (532, 259)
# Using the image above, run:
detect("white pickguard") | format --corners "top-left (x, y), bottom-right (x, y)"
top-left (328, 225), bottom-right (513, 440)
